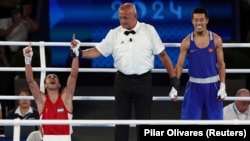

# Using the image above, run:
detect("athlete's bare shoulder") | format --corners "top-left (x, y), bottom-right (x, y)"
top-left (211, 32), bottom-right (223, 48)
top-left (212, 32), bottom-right (222, 42)
top-left (180, 34), bottom-right (191, 49)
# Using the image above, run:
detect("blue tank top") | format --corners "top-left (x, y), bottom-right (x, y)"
top-left (188, 31), bottom-right (218, 78)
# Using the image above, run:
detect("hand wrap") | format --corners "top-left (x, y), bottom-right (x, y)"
top-left (217, 82), bottom-right (227, 100)
top-left (70, 39), bottom-right (82, 57)
top-left (169, 87), bottom-right (178, 99)
top-left (23, 47), bottom-right (33, 65)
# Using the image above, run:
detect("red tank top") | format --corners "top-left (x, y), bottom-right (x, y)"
top-left (41, 95), bottom-right (72, 135)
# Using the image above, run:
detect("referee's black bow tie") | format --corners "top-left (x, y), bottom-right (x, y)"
top-left (124, 30), bottom-right (136, 35)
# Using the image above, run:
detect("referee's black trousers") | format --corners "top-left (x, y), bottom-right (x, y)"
top-left (114, 71), bottom-right (153, 141)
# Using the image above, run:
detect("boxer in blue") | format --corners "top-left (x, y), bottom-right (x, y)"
top-left (173, 7), bottom-right (227, 119)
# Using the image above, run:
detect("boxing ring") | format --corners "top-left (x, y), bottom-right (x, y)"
top-left (0, 41), bottom-right (250, 141)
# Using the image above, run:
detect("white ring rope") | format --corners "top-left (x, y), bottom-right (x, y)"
top-left (1, 96), bottom-right (250, 101)
top-left (1, 41), bottom-right (250, 47)
top-left (0, 67), bottom-right (250, 73)
top-left (1, 119), bottom-right (250, 126)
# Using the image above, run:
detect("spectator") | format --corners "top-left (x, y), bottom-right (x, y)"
top-left (0, 0), bottom-right (39, 58)
top-left (5, 87), bottom-right (39, 123)
top-left (223, 88), bottom-right (250, 120)
top-left (4, 87), bottom-right (39, 139)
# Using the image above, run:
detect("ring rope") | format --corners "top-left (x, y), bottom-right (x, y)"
top-left (0, 41), bottom-right (250, 47)
top-left (1, 96), bottom-right (250, 101)
top-left (0, 68), bottom-right (250, 73)
top-left (1, 119), bottom-right (250, 126)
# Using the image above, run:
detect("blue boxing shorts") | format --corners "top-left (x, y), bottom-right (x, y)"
top-left (181, 79), bottom-right (223, 120)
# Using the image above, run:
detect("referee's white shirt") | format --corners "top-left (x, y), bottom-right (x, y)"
top-left (96, 21), bottom-right (165, 75)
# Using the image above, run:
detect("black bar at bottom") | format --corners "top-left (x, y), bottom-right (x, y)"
top-left (139, 125), bottom-right (249, 141)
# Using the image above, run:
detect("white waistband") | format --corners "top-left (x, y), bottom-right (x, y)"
top-left (189, 75), bottom-right (219, 84)
top-left (43, 135), bottom-right (71, 141)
